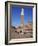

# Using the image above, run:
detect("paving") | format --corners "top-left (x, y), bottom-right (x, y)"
top-left (10, 29), bottom-right (33, 40)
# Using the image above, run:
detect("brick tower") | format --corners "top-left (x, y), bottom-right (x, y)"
top-left (21, 8), bottom-right (24, 34)
top-left (21, 8), bottom-right (24, 26)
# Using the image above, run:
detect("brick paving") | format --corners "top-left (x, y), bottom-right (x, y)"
top-left (10, 28), bottom-right (33, 40)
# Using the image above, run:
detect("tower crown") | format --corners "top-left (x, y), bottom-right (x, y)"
top-left (21, 8), bottom-right (24, 16)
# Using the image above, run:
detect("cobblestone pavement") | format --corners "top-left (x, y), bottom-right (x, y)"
top-left (10, 29), bottom-right (33, 40)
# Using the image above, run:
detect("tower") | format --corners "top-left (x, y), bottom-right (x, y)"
top-left (21, 8), bottom-right (24, 27)
top-left (20, 8), bottom-right (24, 33)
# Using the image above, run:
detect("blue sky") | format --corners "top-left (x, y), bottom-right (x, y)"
top-left (10, 5), bottom-right (33, 27)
